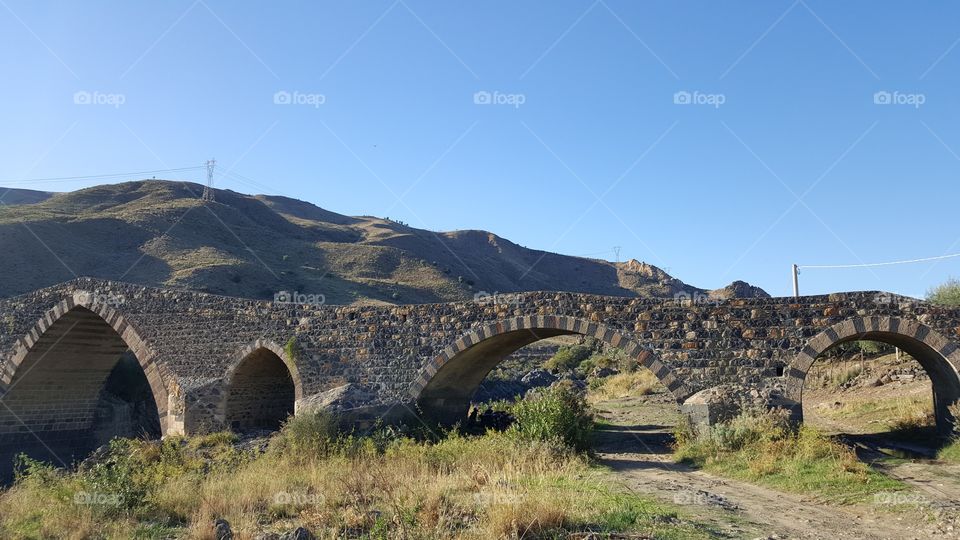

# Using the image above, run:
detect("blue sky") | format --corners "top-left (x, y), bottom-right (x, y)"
top-left (1, 1), bottom-right (959, 298)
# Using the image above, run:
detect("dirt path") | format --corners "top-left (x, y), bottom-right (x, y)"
top-left (592, 393), bottom-right (960, 539)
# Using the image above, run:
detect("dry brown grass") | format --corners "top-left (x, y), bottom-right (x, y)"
top-left (0, 429), bottom-right (712, 539)
top-left (587, 370), bottom-right (660, 403)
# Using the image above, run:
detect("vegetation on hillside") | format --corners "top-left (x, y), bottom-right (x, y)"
top-left (0, 180), bottom-right (768, 303)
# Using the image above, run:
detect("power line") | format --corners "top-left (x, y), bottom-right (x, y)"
top-left (800, 252), bottom-right (960, 270)
top-left (0, 166), bottom-right (205, 186)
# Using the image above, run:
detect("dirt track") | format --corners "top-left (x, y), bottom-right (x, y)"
top-left (592, 392), bottom-right (960, 539)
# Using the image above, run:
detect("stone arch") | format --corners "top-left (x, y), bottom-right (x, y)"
top-left (785, 316), bottom-right (960, 435)
top-left (0, 292), bottom-right (179, 476)
top-left (222, 339), bottom-right (300, 431)
top-left (409, 315), bottom-right (689, 423)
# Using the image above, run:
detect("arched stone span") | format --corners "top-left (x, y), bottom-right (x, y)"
top-left (222, 340), bottom-right (300, 431)
top-left (409, 315), bottom-right (690, 424)
top-left (785, 316), bottom-right (960, 435)
top-left (0, 293), bottom-right (179, 477)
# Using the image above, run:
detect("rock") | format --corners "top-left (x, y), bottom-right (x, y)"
top-left (680, 382), bottom-right (793, 432)
top-left (214, 518), bottom-right (233, 540)
top-left (282, 527), bottom-right (315, 540)
top-left (592, 366), bottom-right (618, 379)
top-left (520, 368), bottom-right (557, 388)
top-left (299, 383), bottom-right (376, 413)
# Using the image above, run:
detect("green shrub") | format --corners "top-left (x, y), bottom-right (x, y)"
top-left (269, 409), bottom-right (340, 457)
top-left (674, 410), bottom-right (904, 503)
top-left (928, 278), bottom-right (960, 306)
top-left (543, 345), bottom-right (592, 372)
top-left (507, 384), bottom-right (593, 451)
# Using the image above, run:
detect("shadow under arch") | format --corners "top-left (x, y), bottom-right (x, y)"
top-left (409, 315), bottom-right (690, 424)
top-left (785, 316), bottom-right (960, 435)
top-left (221, 339), bottom-right (302, 432)
top-left (0, 293), bottom-right (178, 477)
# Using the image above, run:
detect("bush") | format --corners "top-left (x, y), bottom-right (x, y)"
top-left (269, 409), bottom-right (340, 457)
top-left (928, 278), bottom-right (960, 306)
top-left (507, 384), bottom-right (593, 451)
top-left (543, 344), bottom-right (592, 372)
top-left (673, 410), bottom-right (904, 503)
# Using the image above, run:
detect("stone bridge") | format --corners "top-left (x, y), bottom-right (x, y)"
top-left (1, 277), bottom-right (959, 476)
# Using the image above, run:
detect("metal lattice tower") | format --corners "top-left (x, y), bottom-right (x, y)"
top-left (202, 159), bottom-right (216, 202)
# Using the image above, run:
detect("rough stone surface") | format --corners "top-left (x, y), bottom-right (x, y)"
top-left (0, 277), bottom-right (959, 472)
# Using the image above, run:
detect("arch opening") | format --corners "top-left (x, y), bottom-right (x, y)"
top-left (793, 326), bottom-right (960, 439)
top-left (412, 317), bottom-right (684, 437)
top-left (225, 347), bottom-right (295, 432)
top-left (0, 306), bottom-right (162, 478)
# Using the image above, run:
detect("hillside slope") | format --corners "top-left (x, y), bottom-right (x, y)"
top-left (0, 180), bottom-right (768, 304)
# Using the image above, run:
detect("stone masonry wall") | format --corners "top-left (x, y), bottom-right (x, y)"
top-left (0, 278), bottom-right (958, 438)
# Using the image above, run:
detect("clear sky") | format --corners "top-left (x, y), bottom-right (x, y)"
top-left (1, 1), bottom-right (959, 298)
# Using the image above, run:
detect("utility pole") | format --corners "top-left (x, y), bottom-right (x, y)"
top-left (792, 263), bottom-right (800, 298)
top-left (613, 246), bottom-right (621, 264)
top-left (202, 159), bottom-right (216, 202)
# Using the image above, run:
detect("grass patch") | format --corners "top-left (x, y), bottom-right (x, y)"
top-left (939, 439), bottom-right (960, 463)
top-left (587, 370), bottom-right (660, 403)
top-left (673, 410), bottom-right (906, 504)
top-left (0, 409), bottom-right (716, 538)
top-left (813, 394), bottom-right (934, 434)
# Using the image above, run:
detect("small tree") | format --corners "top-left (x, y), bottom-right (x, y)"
top-left (928, 278), bottom-right (960, 307)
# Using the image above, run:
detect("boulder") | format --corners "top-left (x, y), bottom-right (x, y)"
top-left (299, 384), bottom-right (377, 413)
top-left (214, 518), bottom-right (233, 540)
top-left (283, 527), bottom-right (315, 540)
top-left (521, 369), bottom-right (557, 388)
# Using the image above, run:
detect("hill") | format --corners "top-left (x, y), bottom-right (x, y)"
top-left (0, 180), bottom-right (769, 304)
